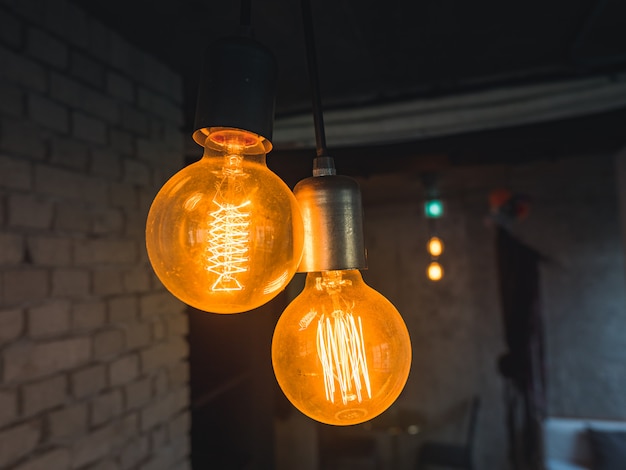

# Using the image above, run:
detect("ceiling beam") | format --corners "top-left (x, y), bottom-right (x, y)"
top-left (273, 73), bottom-right (626, 150)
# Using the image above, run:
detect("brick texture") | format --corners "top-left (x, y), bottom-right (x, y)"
top-left (0, 2), bottom-right (188, 470)
top-left (0, 420), bottom-right (42, 468)
top-left (4, 338), bottom-right (91, 381)
top-left (27, 300), bottom-right (71, 337)
top-left (48, 403), bottom-right (87, 439)
top-left (0, 389), bottom-right (18, 426)
top-left (12, 448), bottom-right (70, 470)
top-left (71, 364), bottom-right (106, 399)
top-left (22, 374), bottom-right (67, 415)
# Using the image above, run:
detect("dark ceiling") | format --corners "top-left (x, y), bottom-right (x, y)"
top-left (72, 0), bottom-right (626, 171)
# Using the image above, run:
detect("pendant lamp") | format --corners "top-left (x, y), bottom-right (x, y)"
top-left (271, 0), bottom-right (412, 426)
top-left (146, 9), bottom-right (304, 314)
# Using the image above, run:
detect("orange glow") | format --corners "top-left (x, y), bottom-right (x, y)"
top-left (146, 128), bottom-right (304, 313)
top-left (272, 269), bottom-right (411, 425)
top-left (427, 261), bottom-right (443, 281)
top-left (427, 236), bottom-right (444, 257)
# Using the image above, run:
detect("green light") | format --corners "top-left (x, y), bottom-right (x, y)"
top-left (424, 200), bottom-right (444, 218)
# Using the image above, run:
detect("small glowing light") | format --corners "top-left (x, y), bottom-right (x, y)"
top-left (424, 199), bottom-right (444, 218)
top-left (427, 261), bottom-right (443, 281)
top-left (427, 237), bottom-right (444, 257)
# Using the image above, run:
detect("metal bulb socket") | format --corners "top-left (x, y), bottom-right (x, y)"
top-left (294, 173), bottom-right (367, 272)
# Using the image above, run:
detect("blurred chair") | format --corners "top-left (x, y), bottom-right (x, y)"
top-left (416, 397), bottom-right (481, 470)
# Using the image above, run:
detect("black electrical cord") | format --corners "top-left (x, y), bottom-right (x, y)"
top-left (301, 0), bottom-right (329, 158)
top-left (240, 0), bottom-right (252, 28)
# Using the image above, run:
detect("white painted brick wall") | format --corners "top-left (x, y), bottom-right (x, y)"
top-left (22, 374), bottom-right (67, 415)
top-left (0, 420), bottom-right (42, 468)
top-left (0, 118), bottom-right (47, 159)
top-left (27, 300), bottom-right (71, 337)
top-left (49, 137), bottom-right (89, 170)
top-left (0, 46), bottom-right (47, 92)
top-left (0, 155), bottom-right (32, 190)
top-left (90, 389), bottom-right (123, 426)
top-left (28, 93), bottom-right (69, 133)
top-left (0, 2), bottom-right (188, 469)
top-left (4, 337), bottom-right (91, 381)
top-left (0, 80), bottom-right (25, 117)
top-left (50, 74), bottom-right (119, 123)
top-left (0, 389), bottom-right (18, 426)
top-left (72, 111), bottom-right (107, 144)
top-left (26, 27), bottom-right (68, 68)
top-left (12, 448), bottom-right (70, 470)
top-left (3, 268), bottom-right (49, 304)
top-left (107, 72), bottom-right (135, 103)
top-left (110, 353), bottom-right (140, 386)
top-left (27, 235), bottom-right (72, 266)
top-left (93, 328), bottom-right (124, 359)
top-left (0, 9), bottom-right (21, 47)
top-left (71, 300), bottom-right (106, 331)
top-left (70, 51), bottom-right (105, 88)
top-left (0, 308), bottom-right (23, 344)
top-left (48, 403), bottom-right (87, 440)
top-left (0, 233), bottom-right (23, 265)
top-left (51, 268), bottom-right (90, 298)
top-left (8, 194), bottom-right (54, 229)
top-left (71, 364), bottom-right (106, 399)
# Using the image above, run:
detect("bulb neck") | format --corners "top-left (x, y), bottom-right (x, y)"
top-left (201, 127), bottom-right (269, 166)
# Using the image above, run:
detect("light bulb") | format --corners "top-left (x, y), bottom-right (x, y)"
top-left (427, 261), bottom-right (443, 281)
top-left (146, 128), bottom-right (304, 313)
top-left (427, 236), bottom-right (444, 257)
top-left (272, 269), bottom-right (411, 426)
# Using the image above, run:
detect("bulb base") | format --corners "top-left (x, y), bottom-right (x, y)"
top-left (294, 174), bottom-right (367, 272)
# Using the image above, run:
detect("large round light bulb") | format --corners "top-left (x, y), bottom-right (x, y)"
top-left (272, 269), bottom-right (411, 426)
top-left (146, 128), bottom-right (304, 313)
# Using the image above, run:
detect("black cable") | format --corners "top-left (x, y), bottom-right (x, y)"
top-left (240, 0), bottom-right (252, 28)
top-left (301, 0), bottom-right (328, 158)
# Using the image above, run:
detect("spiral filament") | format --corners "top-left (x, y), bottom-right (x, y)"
top-left (205, 154), bottom-right (251, 291)
top-left (315, 271), bottom-right (372, 405)
top-left (317, 310), bottom-right (372, 405)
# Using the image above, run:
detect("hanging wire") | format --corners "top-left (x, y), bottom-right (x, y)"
top-left (301, 0), bottom-right (329, 159)
top-left (240, 0), bottom-right (252, 28)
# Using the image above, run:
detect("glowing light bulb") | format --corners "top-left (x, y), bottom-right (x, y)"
top-left (272, 269), bottom-right (411, 426)
top-left (146, 128), bottom-right (304, 313)
top-left (427, 236), bottom-right (444, 257)
top-left (427, 261), bottom-right (443, 281)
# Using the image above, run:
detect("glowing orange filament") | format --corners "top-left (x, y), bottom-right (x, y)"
top-left (315, 272), bottom-right (372, 405)
top-left (205, 154), bottom-right (251, 292)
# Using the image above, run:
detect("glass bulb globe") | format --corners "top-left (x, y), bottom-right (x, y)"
top-left (272, 269), bottom-right (411, 426)
top-left (427, 236), bottom-right (444, 257)
top-left (427, 261), bottom-right (443, 281)
top-left (146, 128), bottom-right (304, 314)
